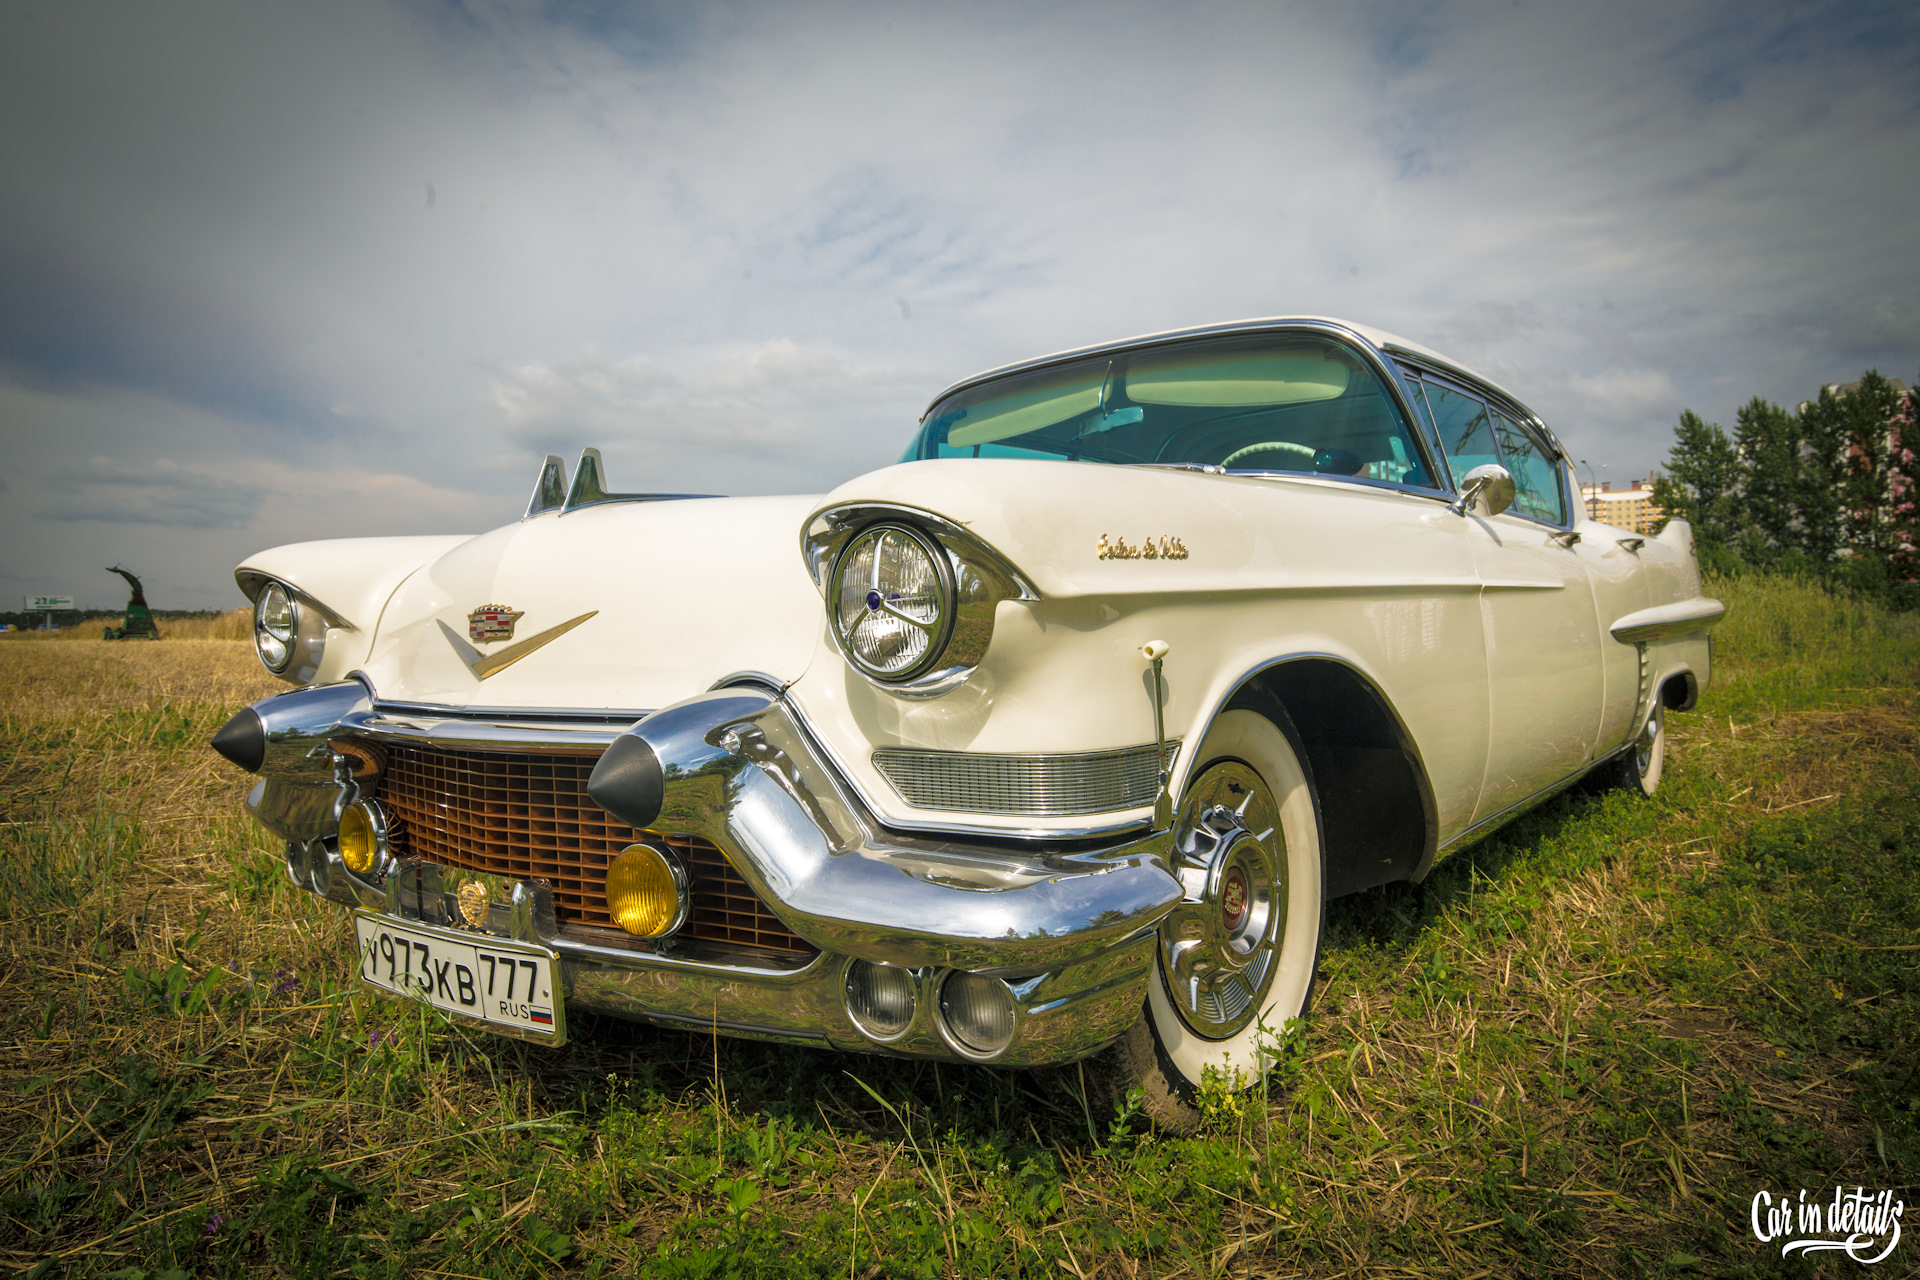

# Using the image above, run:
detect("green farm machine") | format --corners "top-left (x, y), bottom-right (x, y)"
top-left (102, 566), bottom-right (161, 640)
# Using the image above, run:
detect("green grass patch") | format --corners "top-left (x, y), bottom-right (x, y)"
top-left (2, 572), bottom-right (1916, 1277)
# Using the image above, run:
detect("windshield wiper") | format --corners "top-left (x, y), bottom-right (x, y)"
top-left (1136, 462), bottom-right (1225, 475)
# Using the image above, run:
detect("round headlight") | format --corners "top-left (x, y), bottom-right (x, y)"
top-left (254, 582), bottom-right (296, 673)
top-left (605, 842), bottom-right (688, 938)
top-left (830, 524), bottom-right (953, 680)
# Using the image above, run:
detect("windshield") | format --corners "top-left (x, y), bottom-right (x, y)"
top-left (904, 332), bottom-right (1437, 487)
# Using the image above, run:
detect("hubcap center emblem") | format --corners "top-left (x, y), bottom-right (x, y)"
top-left (1221, 866), bottom-right (1248, 929)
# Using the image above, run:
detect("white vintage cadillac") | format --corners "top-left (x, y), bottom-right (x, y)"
top-left (212, 317), bottom-right (1722, 1128)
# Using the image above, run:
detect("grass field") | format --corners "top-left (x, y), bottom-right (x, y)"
top-left (3, 575), bottom-right (1917, 1278)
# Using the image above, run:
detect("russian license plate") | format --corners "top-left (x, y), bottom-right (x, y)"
top-left (352, 912), bottom-right (565, 1043)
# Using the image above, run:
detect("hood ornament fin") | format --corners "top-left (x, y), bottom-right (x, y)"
top-left (525, 455), bottom-right (569, 518)
top-left (560, 447), bottom-right (720, 513)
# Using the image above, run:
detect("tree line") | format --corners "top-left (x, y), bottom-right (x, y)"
top-left (1649, 369), bottom-right (1918, 604)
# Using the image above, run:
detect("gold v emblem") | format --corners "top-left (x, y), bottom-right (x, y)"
top-left (438, 611), bottom-right (597, 680)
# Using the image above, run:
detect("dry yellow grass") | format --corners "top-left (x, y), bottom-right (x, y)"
top-left (0, 637), bottom-right (277, 721)
top-left (2, 608), bottom-right (252, 642)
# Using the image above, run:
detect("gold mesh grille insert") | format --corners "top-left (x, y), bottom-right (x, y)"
top-left (374, 743), bottom-right (814, 956)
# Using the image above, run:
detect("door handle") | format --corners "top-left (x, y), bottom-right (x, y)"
top-left (1548, 530), bottom-right (1581, 548)
top-left (1617, 536), bottom-right (1646, 552)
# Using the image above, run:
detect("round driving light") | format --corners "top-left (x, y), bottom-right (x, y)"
top-left (830, 524), bottom-right (954, 680)
top-left (938, 972), bottom-right (1016, 1057)
top-left (336, 800), bottom-right (386, 877)
top-left (845, 960), bottom-right (918, 1040)
top-left (605, 843), bottom-right (688, 938)
top-left (254, 582), bottom-right (296, 673)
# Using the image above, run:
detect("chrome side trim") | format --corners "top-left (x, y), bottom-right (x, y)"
top-left (871, 740), bottom-right (1179, 816)
top-left (1610, 597), bottom-right (1727, 644)
top-left (614, 687), bottom-right (1184, 972)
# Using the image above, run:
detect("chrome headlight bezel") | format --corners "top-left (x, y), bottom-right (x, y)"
top-left (803, 503), bottom-right (1040, 698)
top-left (242, 574), bottom-right (337, 684)
top-left (829, 522), bottom-right (957, 683)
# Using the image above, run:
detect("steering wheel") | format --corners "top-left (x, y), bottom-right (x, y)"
top-left (1220, 440), bottom-right (1316, 469)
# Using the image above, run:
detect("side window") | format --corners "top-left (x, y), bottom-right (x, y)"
top-left (1397, 371), bottom-right (1452, 489)
top-left (1490, 409), bottom-right (1567, 524)
top-left (1418, 381), bottom-right (1501, 479)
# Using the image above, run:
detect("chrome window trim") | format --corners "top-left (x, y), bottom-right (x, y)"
top-left (929, 317), bottom-right (1421, 412)
top-left (1397, 364), bottom-right (1577, 533)
top-left (914, 319), bottom-right (1450, 500)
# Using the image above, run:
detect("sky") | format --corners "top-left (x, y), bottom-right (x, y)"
top-left (3, 0), bottom-right (1917, 610)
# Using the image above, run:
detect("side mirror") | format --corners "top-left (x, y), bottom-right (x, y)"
top-left (1449, 463), bottom-right (1516, 518)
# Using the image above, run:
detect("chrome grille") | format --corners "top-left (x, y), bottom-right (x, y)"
top-left (374, 743), bottom-right (814, 956)
top-left (871, 741), bottom-right (1177, 815)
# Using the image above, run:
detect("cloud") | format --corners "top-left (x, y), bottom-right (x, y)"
top-left (38, 458), bottom-right (266, 529)
top-left (1567, 368), bottom-right (1683, 419)
top-left (1, 0), bottom-right (1918, 603)
top-left (488, 340), bottom-right (931, 487)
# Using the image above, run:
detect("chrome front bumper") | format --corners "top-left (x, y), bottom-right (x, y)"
top-left (228, 679), bottom-right (1183, 1066)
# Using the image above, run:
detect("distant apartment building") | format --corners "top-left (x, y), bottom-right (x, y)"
top-left (1580, 475), bottom-right (1665, 534)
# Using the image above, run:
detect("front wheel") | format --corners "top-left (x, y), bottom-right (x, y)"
top-left (1087, 709), bottom-right (1324, 1132)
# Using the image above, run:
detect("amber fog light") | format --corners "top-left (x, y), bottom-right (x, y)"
top-left (845, 960), bottom-right (918, 1040)
top-left (939, 972), bottom-right (1016, 1057)
top-left (606, 843), bottom-right (688, 938)
top-left (336, 800), bottom-right (387, 876)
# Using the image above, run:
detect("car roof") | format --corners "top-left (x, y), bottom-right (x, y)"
top-left (922, 315), bottom-right (1527, 420)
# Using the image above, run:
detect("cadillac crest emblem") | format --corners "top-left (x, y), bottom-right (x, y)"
top-left (456, 879), bottom-right (491, 928)
top-left (468, 604), bottom-right (525, 643)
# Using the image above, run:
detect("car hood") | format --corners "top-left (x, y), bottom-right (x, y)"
top-left (357, 494), bottom-right (825, 712)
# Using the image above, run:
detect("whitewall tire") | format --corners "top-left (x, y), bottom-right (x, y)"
top-left (1089, 708), bottom-right (1324, 1130)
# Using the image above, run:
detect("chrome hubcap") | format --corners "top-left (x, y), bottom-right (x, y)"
top-left (1160, 761), bottom-right (1286, 1038)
